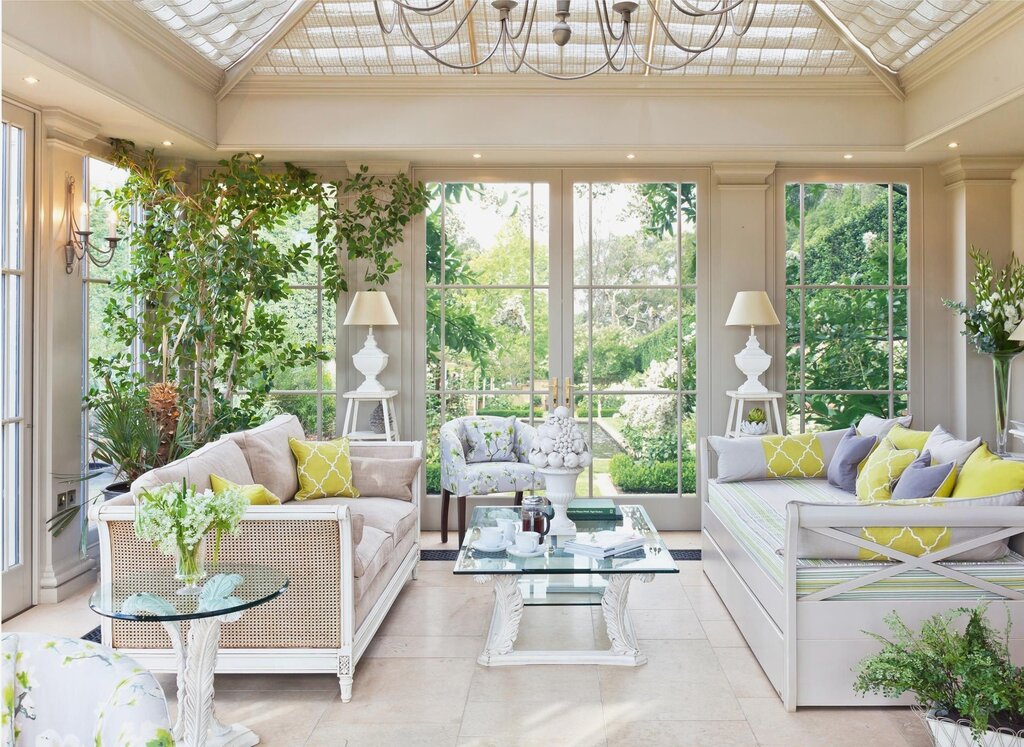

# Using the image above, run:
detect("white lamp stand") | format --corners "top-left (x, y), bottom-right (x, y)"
top-left (734, 326), bottom-right (772, 395)
top-left (344, 290), bottom-right (399, 394)
top-left (726, 291), bottom-right (781, 396)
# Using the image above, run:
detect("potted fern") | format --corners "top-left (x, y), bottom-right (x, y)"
top-left (855, 606), bottom-right (1024, 746)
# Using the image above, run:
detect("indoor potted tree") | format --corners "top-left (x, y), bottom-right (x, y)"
top-left (855, 606), bottom-right (1024, 746)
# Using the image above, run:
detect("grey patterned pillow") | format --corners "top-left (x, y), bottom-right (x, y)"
top-left (464, 416), bottom-right (517, 463)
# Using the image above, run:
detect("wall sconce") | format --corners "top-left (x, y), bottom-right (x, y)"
top-left (63, 173), bottom-right (120, 274)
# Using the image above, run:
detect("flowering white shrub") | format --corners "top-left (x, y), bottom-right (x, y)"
top-left (135, 480), bottom-right (248, 558)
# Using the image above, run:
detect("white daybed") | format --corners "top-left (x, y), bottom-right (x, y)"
top-left (699, 438), bottom-right (1024, 711)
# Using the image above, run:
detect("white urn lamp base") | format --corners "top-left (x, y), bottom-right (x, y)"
top-left (539, 467), bottom-right (582, 535)
top-left (352, 326), bottom-right (390, 393)
top-left (734, 328), bottom-right (772, 395)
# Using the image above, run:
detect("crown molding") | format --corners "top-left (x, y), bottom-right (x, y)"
top-left (712, 162), bottom-right (777, 186)
top-left (900, 2), bottom-right (1024, 93)
top-left (80, 0), bottom-right (222, 93)
top-left (228, 73), bottom-right (891, 98)
top-left (42, 107), bottom-right (101, 149)
top-left (940, 156), bottom-right (1024, 186)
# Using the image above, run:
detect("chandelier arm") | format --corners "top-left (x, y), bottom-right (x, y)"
top-left (597, 13), bottom-right (630, 70)
top-left (395, 2), bottom-right (480, 52)
top-left (670, 0), bottom-right (748, 18)
top-left (625, 22), bottom-right (705, 70)
top-left (650, 0), bottom-right (729, 54)
top-left (595, 0), bottom-right (625, 41)
top-left (373, 1), bottom-right (401, 33)
top-left (405, 18), bottom-right (506, 69)
top-left (505, 0), bottom-right (537, 41)
top-left (728, 0), bottom-right (757, 35)
top-left (384, 0), bottom-right (462, 16)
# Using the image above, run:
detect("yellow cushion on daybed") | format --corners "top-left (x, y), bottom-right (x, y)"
top-left (952, 444), bottom-right (1024, 497)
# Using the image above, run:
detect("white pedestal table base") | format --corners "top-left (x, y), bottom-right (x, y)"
top-left (161, 610), bottom-right (259, 747)
top-left (474, 573), bottom-right (654, 666)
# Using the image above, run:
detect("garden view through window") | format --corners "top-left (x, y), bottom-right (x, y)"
top-left (785, 182), bottom-right (909, 432)
top-left (425, 180), bottom-right (698, 499)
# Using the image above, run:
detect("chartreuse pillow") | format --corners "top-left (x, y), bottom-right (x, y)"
top-left (289, 436), bottom-right (359, 501)
top-left (855, 438), bottom-right (919, 503)
top-left (210, 473), bottom-right (281, 505)
top-left (761, 433), bottom-right (827, 478)
top-left (708, 431), bottom-right (847, 482)
top-left (886, 424), bottom-right (931, 454)
top-left (952, 444), bottom-right (1024, 497)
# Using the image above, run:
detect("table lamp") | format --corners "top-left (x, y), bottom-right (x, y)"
top-left (726, 291), bottom-right (781, 394)
top-left (343, 290), bottom-right (399, 393)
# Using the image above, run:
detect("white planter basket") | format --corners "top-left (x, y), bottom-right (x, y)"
top-left (924, 709), bottom-right (1024, 747)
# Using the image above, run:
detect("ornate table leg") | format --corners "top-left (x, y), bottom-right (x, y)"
top-left (161, 612), bottom-right (259, 747)
top-left (601, 573), bottom-right (654, 665)
top-left (475, 575), bottom-right (523, 665)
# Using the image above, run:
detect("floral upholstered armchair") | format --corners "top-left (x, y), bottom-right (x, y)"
top-left (440, 416), bottom-right (545, 544)
top-left (1, 632), bottom-right (172, 746)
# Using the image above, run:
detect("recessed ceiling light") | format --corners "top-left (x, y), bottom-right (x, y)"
top-left (948, 141), bottom-right (959, 149)
top-left (161, 140), bottom-right (173, 147)
top-left (472, 153), bottom-right (482, 159)
top-left (843, 153), bottom-right (854, 160)
top-left (23, 76), bottom-right (38, 85)
top-left (626, 153), bottom-right (636, 160)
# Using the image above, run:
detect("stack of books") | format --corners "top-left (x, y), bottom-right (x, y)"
top-left (564, 530), bottom-right (645, 558)
top-left (566, 498), bottom-right (621, 521)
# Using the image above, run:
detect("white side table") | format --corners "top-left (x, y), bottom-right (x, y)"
top-left (341, 389), bottom-right (399, 441)
top-left (725, 390), bottom-right (784, 437)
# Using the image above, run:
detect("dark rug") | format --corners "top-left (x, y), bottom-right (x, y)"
top-left (82, 626), bottom-right (102, 643)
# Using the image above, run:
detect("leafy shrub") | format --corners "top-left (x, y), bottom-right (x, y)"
top-left (477, 406), bottom-right (545, 418)
top-left (609, 455), bottom-right (696, 494)
top-left (855, 606), bottom-right (1024, 739)
top-left (426, 463), bottom-right (441, 494)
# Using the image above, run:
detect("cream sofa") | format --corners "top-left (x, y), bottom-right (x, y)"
top-left (93, 414), bottom-right (422, 702)
top-left (699, 435), bottom-right (1024, 711)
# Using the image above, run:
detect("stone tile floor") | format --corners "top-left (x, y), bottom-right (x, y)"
top-left (5, 531), bottom-right (931, 746)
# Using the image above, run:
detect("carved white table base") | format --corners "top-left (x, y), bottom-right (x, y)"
top-left (162, 611), bottom-right (259, 747)
top-left (474, 573), bottom-right (655, 666)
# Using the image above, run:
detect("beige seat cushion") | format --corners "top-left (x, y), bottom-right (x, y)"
top-left (350, 443), bottom-right (416, 460)
top-left (130, 438), bottom-right (254, 495)
top-left (354, 526), bottom-right (393, 581)
top-left (224, 414), bottom-right (305, 502)
top-left (295, 497), bottom-right (416, 544)
top-left (355, 529), bottom-right (416, 624)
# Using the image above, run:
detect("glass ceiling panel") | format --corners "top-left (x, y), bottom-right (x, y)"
top-left (134, 0), bottom-right (295, 68)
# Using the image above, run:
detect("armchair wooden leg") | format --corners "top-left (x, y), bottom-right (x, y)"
top-left (514, 491), bottom-right (524, 506)
top-left (441, 489), bottom-right (451, 544)
top-left (457, 495), bottom-right (467, 547)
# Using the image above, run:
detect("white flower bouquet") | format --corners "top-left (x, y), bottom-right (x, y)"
top-left (135, 479), bottom-right (248, 591)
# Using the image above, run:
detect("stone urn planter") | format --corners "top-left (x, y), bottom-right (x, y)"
top-left (529, 406), bottom-right (592, 536)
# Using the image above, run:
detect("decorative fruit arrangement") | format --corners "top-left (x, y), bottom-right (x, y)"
top-left (529, 406), bottom-right (592, 470)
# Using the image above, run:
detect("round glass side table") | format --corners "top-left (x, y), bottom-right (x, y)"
top-left (90, 564), bottom-right (288, 747)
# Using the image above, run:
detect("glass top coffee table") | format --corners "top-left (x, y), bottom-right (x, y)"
top-left (454, 504), bottom-right (678, 666)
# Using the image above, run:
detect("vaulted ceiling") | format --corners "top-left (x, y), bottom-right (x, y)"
top-left (132, 0), bottom-right (990, 83)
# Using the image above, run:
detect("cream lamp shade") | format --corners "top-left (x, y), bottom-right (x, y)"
top-left (726, 291), bottom-right (781, 328)
top-left (726, 291), bottom-right (780, 395)
top-left (343, 290), bottom-right (398, 327)
top-left (344, 291), bottom-right (398, 393)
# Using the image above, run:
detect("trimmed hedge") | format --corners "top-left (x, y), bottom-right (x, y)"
top-left (476, 407), bottom-right (546, 418)
top-left (609, 454), bottom-right (697, 494)
top-left (426, 463), bottom-right (441, 494)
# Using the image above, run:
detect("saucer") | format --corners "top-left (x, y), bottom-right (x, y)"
top-left (506, 545), bottom-right (545, 558)
top-left (470, 539), bottom-right (511, 553)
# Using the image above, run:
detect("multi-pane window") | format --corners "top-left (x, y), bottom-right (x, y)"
top-left (264, 203), bottom-right (336, 439)
top-left (785, 182), bottom-right (909, 432)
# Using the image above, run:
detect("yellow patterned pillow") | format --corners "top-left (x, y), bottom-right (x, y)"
top-left (289, 436), bottom-right (359, 501)
top-left (761, 433), bottom-right (826, 478)
top-left (855, 438), bottom-right (919, 503)
top-left (210, 473), bottom-right (281, 505)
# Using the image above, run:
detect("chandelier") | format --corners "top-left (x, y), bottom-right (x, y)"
top-left (372, 0), bottom-right (758, 80)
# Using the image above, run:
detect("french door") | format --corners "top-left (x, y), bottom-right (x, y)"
top-left (2, 101), bottom-right (35, 619)
top-left (422, 169), bottom-right (704, 513)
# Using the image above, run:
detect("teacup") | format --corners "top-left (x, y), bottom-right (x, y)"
top-left (477, 526), bottom-right (504, 549)
top-left (496, 518), bottom-right (517, 543)
top-left (515, 531), bottom-right (540, 553)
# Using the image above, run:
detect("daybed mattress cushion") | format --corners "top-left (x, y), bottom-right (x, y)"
top-left (708, 478), bottom-right (1024, 600)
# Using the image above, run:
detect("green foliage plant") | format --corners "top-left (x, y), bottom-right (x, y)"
top-left (746, 407), bottom-right (766, 424)
top-left (103, 142), bottom-right (428, 441)
top-left (945, 247), bottom-right (1024, 355)
top-left (854, 606), bottom-right (1024, 741)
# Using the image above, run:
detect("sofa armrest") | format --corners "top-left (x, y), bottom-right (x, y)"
top-left (95, 502), bottom-right (359, 652)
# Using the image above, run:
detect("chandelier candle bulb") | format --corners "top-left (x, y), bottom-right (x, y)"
top-left (78, 202), bottom-right (89, 230)
top-left (106, 209), bottom-right (118, 238)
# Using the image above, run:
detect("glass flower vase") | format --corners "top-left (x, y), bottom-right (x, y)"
top-left (992, 351), bottom-right (1020, 457)
top-left (174, 536), bottom-right (207, 595)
